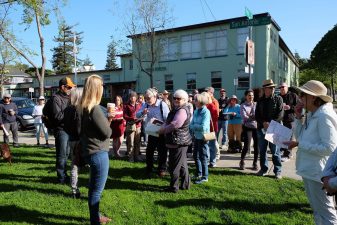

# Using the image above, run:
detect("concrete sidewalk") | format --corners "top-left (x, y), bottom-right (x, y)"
top-left (14, 129), bottom-right (301, 180)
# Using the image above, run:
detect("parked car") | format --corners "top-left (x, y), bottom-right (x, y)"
top-left (11, 97), bottom-right (36, 131)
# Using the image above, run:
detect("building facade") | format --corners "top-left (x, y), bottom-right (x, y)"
top-left (18, 12), bottom-right (298, 100)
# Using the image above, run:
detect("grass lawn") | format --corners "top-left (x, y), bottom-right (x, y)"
top-left (0, 145), bottom-right (314, 225)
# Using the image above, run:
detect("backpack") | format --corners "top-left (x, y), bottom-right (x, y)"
top-left (42, 96), bottom-right (56, 129)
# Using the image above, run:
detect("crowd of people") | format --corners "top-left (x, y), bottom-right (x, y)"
top-left (2, 75), bottom-right (337, 225)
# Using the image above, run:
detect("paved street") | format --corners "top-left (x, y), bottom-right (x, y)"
top-left (11, 129), bottom-right (300, 180)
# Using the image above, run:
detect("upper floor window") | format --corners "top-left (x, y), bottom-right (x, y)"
top-left (186, 73), bottom-right (196, 91)
top-left (160, 37), bottom-right (178, 61)
top-left (211, 71), bottom-right (222, 88)
top-left (181, 34), bottom-right (201, 59)
top-left (165, 74), bottom-right (174, 92)
top-left (129, 59), bottom-right (133, 70)
top-left (205, 30), bottom-right (227, 57)
top-left (237, 27), bottom-right (249, 54)
top-left (103, 74), bottom-right (110, 82)
top-left (238, 76), bottom-right (249, 89)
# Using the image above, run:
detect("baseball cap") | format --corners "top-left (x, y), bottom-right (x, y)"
top-left (3, 93), bottom-right (11, 98)
top-left (220, 88), bottom-right (226, 93)
top-left (38, 96), bottom-right (45, 100)
top-left (59, 77), bottom-right (76, 88)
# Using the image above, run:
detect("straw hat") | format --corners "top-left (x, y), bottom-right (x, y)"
top-left (296, 80), bottom-right (332, 103)
top-left (262, 79), bottom-right (276, 88)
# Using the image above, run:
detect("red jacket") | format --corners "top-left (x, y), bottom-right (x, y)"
top-left (207, 102), bottom-right (219, 132)
top-left (123, 102), bottom-right (142, 128)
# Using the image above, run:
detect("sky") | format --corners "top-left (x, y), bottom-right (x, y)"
top-left (5, 0), bottom-right (337, 70)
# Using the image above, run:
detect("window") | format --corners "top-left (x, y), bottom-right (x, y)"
top-left (283, 55), bottom-right (288, 72)
top-left (278, 50), bottom-right (283, 69)
top-left (103, 74), bottom-right (110, 82)
top-left (238, 76), bottom-right (249, 89)
top-left (165, 74), bottom-right (174, 91)
top-left (160, 37), bottom-right (178, 61)
top-left (237, 27), bottom-right (249, 54)
top-left (181, 34), bottom-right (201, 59)
top-left (205, 30), bottom-right (227, 57)
top-left (186, 73), bottom-right (196, 91)
top-left (211, 71), bottom-right (222, 88)
top-left (129, 59), bottom-right (133, 70)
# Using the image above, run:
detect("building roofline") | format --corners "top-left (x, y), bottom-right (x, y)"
top-left (32, 68), bottom-right (123, 78)
top-left (127, 12), bottom-right (281, 38)
top-left (117, 53), bottom-right (132, 57)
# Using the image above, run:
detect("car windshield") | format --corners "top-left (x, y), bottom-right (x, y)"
top-left (14, 99), bottom-right (36, 109)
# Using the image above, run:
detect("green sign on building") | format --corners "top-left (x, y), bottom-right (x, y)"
top-left (230, 16), bottom-right (271, 29)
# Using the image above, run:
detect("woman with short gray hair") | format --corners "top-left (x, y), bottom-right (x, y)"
top-left (159, 89), bottom-right (192, 192)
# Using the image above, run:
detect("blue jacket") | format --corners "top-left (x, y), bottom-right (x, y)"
top-left (190, 106), bottom-right (210, 140)
top-left (224, 104), bottom-right (242, 125)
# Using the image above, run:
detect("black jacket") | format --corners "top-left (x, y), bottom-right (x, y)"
top-left (218, 97), bottom-right (228, 120)
top-left (255, 94), bottom-right (284, 130)
top-left (0, 100), bottom-right (18, 124)
top-left (280, 91), bottom-right (299, 123)
top-left (52, 91), bottom-right (70, 131)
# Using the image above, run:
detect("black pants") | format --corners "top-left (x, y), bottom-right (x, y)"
top-left (146, 135), bottom-right (167, 173)
top-left (241, 126), bottom-right (259, 164)
top-left (281, 122), bottom-right (293, 157)
top-left (168, 146), bottom-right (190, 191)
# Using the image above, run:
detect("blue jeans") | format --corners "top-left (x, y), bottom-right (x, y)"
top-left (193, 139), bottom-right (209, 179)
top-left (88, 151), bottom-right (109, 225)
top-left (257, 130), bottom-right (282, 175)
top-left (54, 130), bottom-right (70, 183)
top-left (217, 120), bottom-right (228, 145)
top-left (208, 140), bottom-right (217, 166)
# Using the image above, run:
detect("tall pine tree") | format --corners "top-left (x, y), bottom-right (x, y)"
top-left (51, 22), bottom-right (83, 74)
top-left (105, 38), bottom-right (119, 69)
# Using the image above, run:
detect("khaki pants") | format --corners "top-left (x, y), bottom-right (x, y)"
top-left (227, 124), bottom-right (242, 142)
top-left (126, 127), bottom-right (141, 158)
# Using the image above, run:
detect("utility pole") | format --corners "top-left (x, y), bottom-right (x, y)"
top-left (73, 32), bottom-right (77, 84)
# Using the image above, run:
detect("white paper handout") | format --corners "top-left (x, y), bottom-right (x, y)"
top-left (264, 120), bottom-right (292, 149)
top-left (144, 118), bottom-right (164, 137)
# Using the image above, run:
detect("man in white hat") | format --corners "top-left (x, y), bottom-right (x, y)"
top-left (255, 79), bottom-right (284, 179)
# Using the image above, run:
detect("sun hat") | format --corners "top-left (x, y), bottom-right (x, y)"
top-left (296, 80), bottom-right (332, 103)
top-left (229, 95), bottom-right (238, 103)
top-left (262, 79), bottom-right (276, 88)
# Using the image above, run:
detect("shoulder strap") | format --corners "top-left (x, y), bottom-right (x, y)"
top-left (160, 100), bottom-right (163, 118)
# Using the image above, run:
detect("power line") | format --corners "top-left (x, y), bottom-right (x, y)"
top-left (203, 0), bottom-right (216, 20)
top-left (199, 0), bottom-right (208, 21)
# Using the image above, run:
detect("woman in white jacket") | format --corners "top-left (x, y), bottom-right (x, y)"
top-left (285, 80), bottom-right (337, 225)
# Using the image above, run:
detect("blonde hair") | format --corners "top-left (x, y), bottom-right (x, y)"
top-left (194, 93), bottom-right (209, 106)
top-left (80, 74), bottom-right (103, 112)
top-left (201, 91), bottom-right (212, 104)
top-left (70, 88), bottom-right (83, 106)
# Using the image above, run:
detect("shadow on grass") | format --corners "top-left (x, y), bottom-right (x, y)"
top-left (105, 178), bottom-right (163, 192)
top-left (155, 198), bottom-right (312, 214)
top-left (0, 205), bottom-right (85, 225)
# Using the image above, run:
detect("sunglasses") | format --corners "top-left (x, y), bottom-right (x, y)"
top-left (300, 92), bottom-right (307, 98)
top-left (280, 86), bottom-right (286, 89)
top-left (173, 97), bottom-right (182, 101)
top-left (4, 97), bottom-right (10, 99)
top-left (64, 85), bottom-right (72, 90)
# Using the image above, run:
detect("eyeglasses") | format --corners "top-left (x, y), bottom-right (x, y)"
top-left (173, 97), bottom-right (182, 101)
top-left (247, 95), bottom-right (254, 97)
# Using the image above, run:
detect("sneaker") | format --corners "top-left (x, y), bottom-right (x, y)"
top-left (163, 187), bottom-right (178, 193)
top-left (99, 215), bottom-right (112, 224)
top-left (194, 178), bottom-right (208, 184)
top-left (71, 188), bottom-right (81, 199)
top-left (209, 164), bottom-right (216, 168)
top-left (281, 156), bottom-right (290, 162)
top-left (256, 170), bottom-right (267, 177)
top-left (128, 157), bottom-right (134, 163)
top-left (239, 160), bottom-right (245, 170)
top-left (252, 163), bottom-right (259, 171)
top-left (275, 174), bottom-right (282, 180)
top-left (191, 175), bottom-right (202, 181)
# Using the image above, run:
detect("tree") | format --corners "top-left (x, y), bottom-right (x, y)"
top-left (123, 0), bottom-right (173, 87)
top-left (0, 0), bottom-right (64, 96)
top-left (82, 55), bottom-right (93, 66)
top-left (309, 24), bottom-right (337, 101)
top-left (51, 21), bottom-right (83, 74)
top-left (0, 35), bottom-right (17, 96)
top-left (105, 37), bottom-right (119, 69)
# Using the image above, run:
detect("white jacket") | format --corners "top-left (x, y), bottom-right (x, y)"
top-left (295, 103), bottom-right (337, 182)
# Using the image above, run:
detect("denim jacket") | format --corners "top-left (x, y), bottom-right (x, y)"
top-left (190, 106), bottom-right (210, 140)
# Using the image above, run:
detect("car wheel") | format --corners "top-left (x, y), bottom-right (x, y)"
top-left (17, 120), bottom-right (24, 131)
